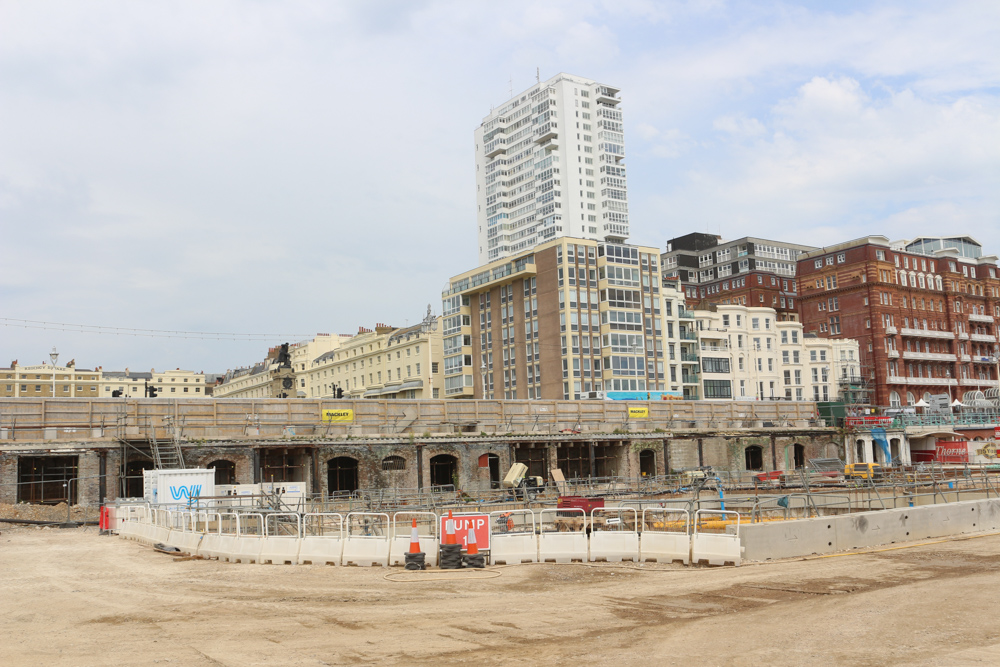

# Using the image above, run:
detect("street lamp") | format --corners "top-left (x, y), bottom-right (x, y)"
top-left (49, 347), bottom-right (59, 399)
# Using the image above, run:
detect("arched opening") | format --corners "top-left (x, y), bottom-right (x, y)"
top-left (890, 438), bottom-right (901, 462)
top-left (430, 454), bottom-right (458, 488)
top-left (639, 449), bottom-right (656, 477)
top-left (207, 460), bottom-right (236, 485)
top-left (381, 455), bottom-right (406, 471)
top-left (744, 446), bottom-right (763, 471)
top-left (478, 453), bottom-right (502, 488)
top-left (124, 460), bottom-right (153, 498)
top-left (856, 439), bottom-right (866, 463)
top-left (327, 457), bottom-right (359, 495)
top-left (793, 444), bottom-right (806, 469)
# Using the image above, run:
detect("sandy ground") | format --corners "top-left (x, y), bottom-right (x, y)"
top-left (3, 525), bottom-right (1000, 666)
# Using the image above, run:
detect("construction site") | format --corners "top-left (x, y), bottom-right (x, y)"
top-left (3, 397), bottom-right (1000, 665)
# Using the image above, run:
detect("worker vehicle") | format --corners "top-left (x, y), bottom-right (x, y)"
top-left (844, 462), bottom-right (882, 480)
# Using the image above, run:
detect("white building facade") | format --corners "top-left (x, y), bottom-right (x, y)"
top-left (692, 305), bottom-right (861, 402)
top-left (474, 73), bottom-right (628, 264)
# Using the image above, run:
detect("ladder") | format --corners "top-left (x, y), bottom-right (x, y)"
top-left (150, 425), bottom-right (185, 469)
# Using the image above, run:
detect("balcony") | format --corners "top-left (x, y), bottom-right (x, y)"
top-left (886, 325), bottom-right (898, 335)
top-left (959, 378), bottom-right (998, 387)
top-left (973, 355), bottom-right (997, 363)
top-left (681, 374), bottom-right (700, 384)
top-left (700, 345), bottom-right (730, 352)
top-left (680, 353), bottom-right (700, 363)
top-left (971, 333), bottom-right (997, 343)
top-left (901, 351), bottom-right (957, 362)
top-left (679, 332), bottom-right (698, 341)
top-left (958, 332), bottom-right (970, 340)
top-left (961, 354), bottom-right (972, 362)
top-left (678, 311), bottom-right (695, 320)
top-left (484, 140), bottom-right (507, 158)
top-left (899, 327), bottom-right (955, 340)
top-left (887, 349), bottom-right (900, 359)
top-left (533, 126), bottom-right (557, 144)
top-left (969, 313), bottom-right (995, 323)
top-left (887, 375), bottom-right (908, 385)
top-left (908, 377), bottom-right (958, 386)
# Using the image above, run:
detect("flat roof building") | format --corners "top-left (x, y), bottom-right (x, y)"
top-left (475, 73), bottom-right (628, 264)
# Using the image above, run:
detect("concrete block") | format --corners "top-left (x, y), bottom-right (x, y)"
top-left (741, 518), bottom-right (839, 561)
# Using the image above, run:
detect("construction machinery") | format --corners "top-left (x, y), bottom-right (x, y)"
top-left (502, 463), bottom-right (544, 500)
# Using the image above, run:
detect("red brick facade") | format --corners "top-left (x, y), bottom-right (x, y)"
top-left (797, 237), bottom-right (1000, 407)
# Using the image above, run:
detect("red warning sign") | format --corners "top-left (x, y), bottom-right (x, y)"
top-left (439, 513), bottom-right (490, 550)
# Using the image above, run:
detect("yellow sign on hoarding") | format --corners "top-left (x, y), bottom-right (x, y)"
top-left (628, 406), bottom-right (649, 419)
top-left (322, 409), bottom-right (354, 423)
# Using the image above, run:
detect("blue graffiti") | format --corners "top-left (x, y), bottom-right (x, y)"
top-left (169, 485), bottom-right (202, 501)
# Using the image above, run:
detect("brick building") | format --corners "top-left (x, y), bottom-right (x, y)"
top-left (442, 237), bottom-right (670, 400)
top-left (797, 235), bottom-right (1000, 407)
top-left (661, 233), bottom-right (815, 321)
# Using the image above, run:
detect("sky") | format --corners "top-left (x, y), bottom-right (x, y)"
top-left (2, 0), bottom-right (998, 373)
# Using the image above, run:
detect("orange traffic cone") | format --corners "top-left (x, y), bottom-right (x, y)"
top-left (444, 510), bottom-right (457, 545)
top-left (408, 518), bottom-right (422, 554)
top-left (465, 525), bottom-right (479, 556)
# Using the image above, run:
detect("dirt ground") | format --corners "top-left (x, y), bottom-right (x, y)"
top-left (3, 524), bottom-right (1000, 666)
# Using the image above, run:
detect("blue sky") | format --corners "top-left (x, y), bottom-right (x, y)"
top-left (1, 0), bottom-right (998, 372)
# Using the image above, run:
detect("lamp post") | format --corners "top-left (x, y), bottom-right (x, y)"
top-left (49, 347), bottom-right (59, 399)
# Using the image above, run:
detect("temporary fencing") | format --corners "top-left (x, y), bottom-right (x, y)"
top-left (488, 509), bottom-right (537, 564)
top-left (298, 513), bottom-right (344, 565)
top-left (639, 508), bottom-right (690, 564)
top-left (260, 513), bottom-right (302, 565)
top-left (342, 512), bottom-right (391, 566)
top-left (589, 507), bottom-right (639, 562)
top-left (538, 508), bottom-right (588, 563)
top-left (389, 512), bottom-right (438, 567)
top-left (691, 510), bottom-right (741, 566)
top-left (111, 503), bottom-right (755, 568)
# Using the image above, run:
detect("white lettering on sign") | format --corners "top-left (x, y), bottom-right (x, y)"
top-left (439, 513), bottom-right (491, 550)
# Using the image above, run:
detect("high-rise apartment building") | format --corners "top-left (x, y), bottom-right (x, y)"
top-left (797, 235), bottom-right (1000, 407)
top-left (442, 238), bottom-right (667, 400)
top-left (661, 233), bottom-right (815, 321)
top-left (475, 73), bottom-right (628, 264)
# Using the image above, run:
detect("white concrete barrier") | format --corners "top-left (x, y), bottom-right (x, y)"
top-left (230, 513), bottom-right (265, 564)
top-left (692, 510), bottom-right (741, 566)
top-left (389, 512), bottom-right (439, 567)
top-left (342, 512), bottom-right (390, 566)
top-left (739, 517), bottom-right (839, 561)
top-left (489, 509), bottom-right (538, 565)
top-left (538, 508), bottom-right (587, 563)
top-left (259, 513), bottom-right (302, 565)
top-left (298, 513), bottom-right (344, 565)
top-left (639, 508), bottom-right (691, 564)
top-left (590, 507), bottom-right (639, 562)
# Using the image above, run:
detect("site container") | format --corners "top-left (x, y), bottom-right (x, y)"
top-left (143, 469), bottom-right (216, 506)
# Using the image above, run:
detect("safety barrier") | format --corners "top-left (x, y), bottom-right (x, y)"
top-left (298, 513), bottom-right (345, 565)
top-left (116, 504), bottom-right (771, 568)
top-left (691, 510), bottom-right (741, 566)
top-left (488, 509), bottom-right (538, 565)
top-left (538, 508), bottom-right (588, 563)
top-left (389, 512), bottom-right (439, 567)
top-left (342, 512), bottom-right (391, 566)
top-left (260, 513), bottom-right (302, 565)
top-left (590, 507), bottom-right (639, 562)
top-left (232, 513), bottom-right (264, 564)
top-left (640, 508), bottom-right (691, 564)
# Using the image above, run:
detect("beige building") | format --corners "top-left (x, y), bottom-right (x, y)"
top-left (0, 360), bottom-right (101, 398)
top-left (214, 334), bottom-right (348, 399)
top-left (100, 368), bottom-right (207, 398)
top-left (442, 237), bottom-right (671, 400)
top-left (692, 304), bottom-right (860, 402)
top-left (306, 309), bottom-right (444, 399)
